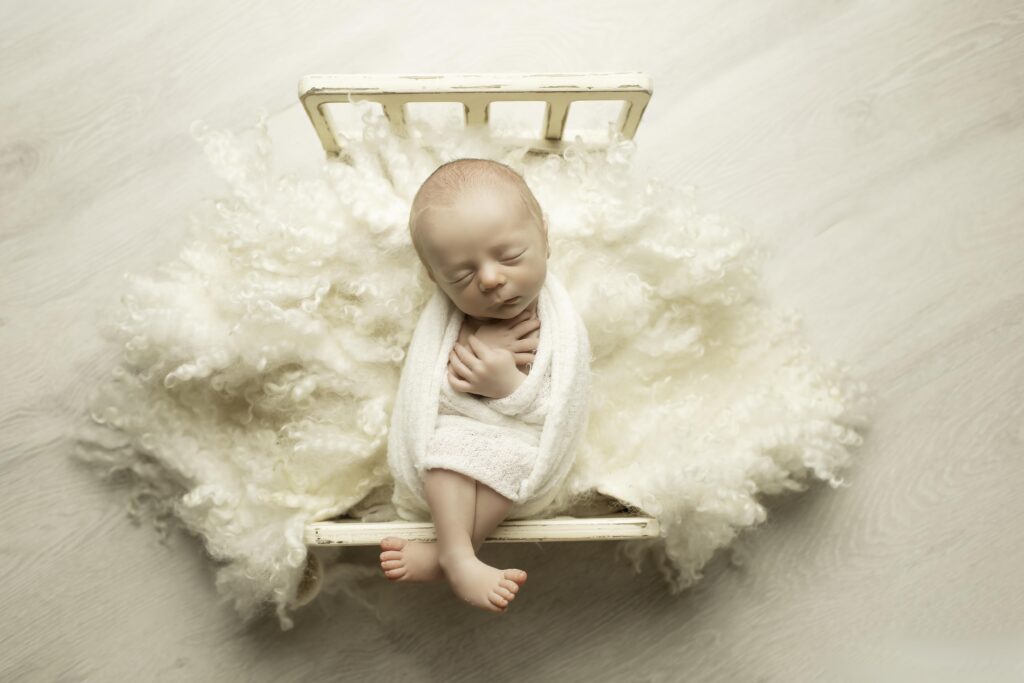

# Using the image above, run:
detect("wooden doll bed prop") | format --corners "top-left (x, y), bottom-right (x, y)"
top-left (290, 72), bottom-right (660, 607)
top-left (299, 71), bottom-right (660, 543)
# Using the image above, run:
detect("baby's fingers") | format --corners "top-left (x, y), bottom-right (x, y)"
top-left (466, 334), bottom-right (492, 358)
top-left (512, 318), bottom-right (540, 337)
top-left (514, 352), bottom-right (536, 365)
top-left (453, 342), bottom-right (482, 369)
top-left (447, 367), bottom-right (472, 392)
top-left (510, 337), bottom-right (539, 352)
top-left (449, 349), bottom-right (474, 377)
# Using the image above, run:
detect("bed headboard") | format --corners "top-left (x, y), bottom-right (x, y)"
top-left (297, 72), bottom-right (653, 157)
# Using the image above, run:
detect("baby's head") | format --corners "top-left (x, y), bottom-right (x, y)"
top-left (409, 158), bottom-right (550, 323)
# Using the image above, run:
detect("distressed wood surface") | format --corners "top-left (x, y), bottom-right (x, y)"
top-left (306, 514), bottom-right (662, 546)
top-left (2, 1), bottom-right (1023, 681)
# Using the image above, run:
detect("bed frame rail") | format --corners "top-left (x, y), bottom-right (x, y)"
top-left (298, 71), bottom-right (653, 155)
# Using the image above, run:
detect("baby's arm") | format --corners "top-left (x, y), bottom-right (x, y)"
top-left (480, 366), bottom-right (548, 424)
top-left (447, 336), bottom-right (526, 399)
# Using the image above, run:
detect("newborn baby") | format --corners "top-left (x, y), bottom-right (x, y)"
top-left (380, 158), bottom-right (551, 613)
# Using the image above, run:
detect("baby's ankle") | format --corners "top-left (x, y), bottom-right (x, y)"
top-left (438, 548), bottom-right (476, 569)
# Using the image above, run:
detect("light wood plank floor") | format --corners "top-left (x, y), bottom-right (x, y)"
top-left (2, 1), bottom-right (1022, 681)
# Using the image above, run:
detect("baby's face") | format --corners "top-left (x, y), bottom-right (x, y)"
top-left (417, 184), bottom-right (549, 323)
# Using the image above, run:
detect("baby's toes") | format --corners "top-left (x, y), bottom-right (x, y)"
top-left (503, 569), bottom-right (528, 586)
top-left (379, 550), bottom-right (401, 562)
top-left (499, 578), bottom-right (519, 594)
top-left (381, 559), bottom-right (403, 570)
top-left (384, 566), bottom-right (407, 580)
top-left (380, 537), bottom-right (405, 552)
top-left (495, 586), bottom-right (515, 601)
top-left (488, 592), bottom-right (509, 610)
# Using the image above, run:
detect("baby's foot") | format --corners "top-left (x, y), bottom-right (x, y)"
top-left (379, 537), bottom-right (444, 582)
top-left (440, 553), bottom-right (527, 612)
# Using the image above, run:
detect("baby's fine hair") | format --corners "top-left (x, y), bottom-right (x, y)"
top-left (408, 158), bottom-right (545, 264)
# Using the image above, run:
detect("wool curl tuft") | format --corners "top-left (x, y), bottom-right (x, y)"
top-left (73, 101), bottom-right (876, 630)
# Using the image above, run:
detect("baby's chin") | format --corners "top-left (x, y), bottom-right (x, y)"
top-left (467, 293), bottom-right (538, 322)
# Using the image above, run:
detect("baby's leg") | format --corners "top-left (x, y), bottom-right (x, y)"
top-left (379, 477), bottom-right (519, 585)
top-left (380, 468), bottom-right (476, 583)
top-left (467, 482), bottom-right (523, 603)
top-left (424, 469), bottom-right (528, 612)
top-left (471, 480), bottom-right (515, 553)
top-left (422, 467), bottom-right (477, 560)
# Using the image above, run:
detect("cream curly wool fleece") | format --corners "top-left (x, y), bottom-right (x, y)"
top-left (388, 269), bottom-right (592, 520)
top-left (73, 103), bottom-right (875, 631)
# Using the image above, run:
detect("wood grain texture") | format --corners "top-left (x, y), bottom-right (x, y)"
top-left (2, 1), bottom-right (1023, 681)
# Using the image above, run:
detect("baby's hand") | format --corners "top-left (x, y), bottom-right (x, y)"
top-left (447, 335), bottom-right (525, 399)
top-left (459, 309), bottom-right (540, 366)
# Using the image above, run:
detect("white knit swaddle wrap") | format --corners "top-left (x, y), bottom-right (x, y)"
top-left (387, 270), bottom-right (592, 521)
top-left (422, 357), bottom-right (552, 501)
